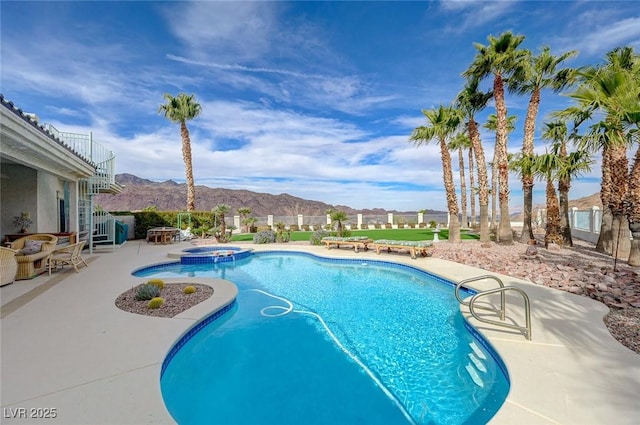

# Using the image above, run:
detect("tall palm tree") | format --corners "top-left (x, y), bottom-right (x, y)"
top-left (158, 93), bottom-right (202, 212)
top-left (464, 31), bottom-right (528, 244)
top-left (509, 46), bottom-right (578, 243)
top-left (455, 78), bottom-right (493, 242)
top-left (561, 47), bottom-right (638, 261)
top-left (411, 105), bottom-right (462, 243)
top-left (449, 132), bottom-right (471, 227)
top-left (484, 113), bottom-right (517, 234)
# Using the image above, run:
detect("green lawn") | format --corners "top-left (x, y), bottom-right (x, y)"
top-left (231, 228), bottom-right (479, 242)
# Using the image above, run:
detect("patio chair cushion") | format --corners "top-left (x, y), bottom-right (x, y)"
top-left (20, 240), bottom-right (44, 255)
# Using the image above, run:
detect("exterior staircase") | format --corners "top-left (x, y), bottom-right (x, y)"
top-left (48, 125), bottom-right (122, 252)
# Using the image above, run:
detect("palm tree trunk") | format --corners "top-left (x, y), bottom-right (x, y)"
top-left (468, 119), bottom-right (490, 243)
top-left (611, 214), bottom-right (631, 262)
top-left (469, 147), bottom-right (476, 226)
top-left (608, 143), bottom-right (631, 259)
top-left (458, 147), bottom-right (467, 227)
top-left (180, 121), bottom-right (196, 212)
top-left (491, 155), bottom-right (497, 230)
top-left (439, 137), bottom-right (461, 243)
top-left (596, 146), bottom-right (613, 253)
top-left (520, 180), bottom-right (535, 243)
top-left (493, 73), bottom-right (513, 244)
top-left (626, 146), bottom-right (640, 266)
top-left (544, 178), bottom-right (562, 247)
top-left (558, 178), bottom-right (573, 247)
top-left (519, 89), bottom-right (539, 243)
top-left (597, 208), bottom-right (614, 253)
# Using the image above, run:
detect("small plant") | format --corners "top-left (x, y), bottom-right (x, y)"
top-left (147, 297), bottom-right (165, 309)
top-left (12, 212), bottom-right (32, 233)
top-left (135, 283), bottom-right (161, 301)
top-left (183, 285), bottom-right (197, 294)
top-left (253, 230), bottom-right (276, 244)
top-left (429, 220), bottom-right (438, 229)
top-left (309, 229), bottom-right (331, 245)
top-left (147, 278), bottom-right (165, 289)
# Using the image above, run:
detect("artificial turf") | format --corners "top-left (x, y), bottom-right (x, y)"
top-left (231, 228), bottom-right (479, 242)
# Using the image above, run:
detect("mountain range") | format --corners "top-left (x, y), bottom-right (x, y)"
top-left (94, 174), bottom-right (442, 216)
top-left (95, 174), bottom-right (601, 217)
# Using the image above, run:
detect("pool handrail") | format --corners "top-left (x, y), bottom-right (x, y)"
top-left (455, 275), bottom-right (532, 341)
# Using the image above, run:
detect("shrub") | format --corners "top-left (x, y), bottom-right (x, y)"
top-left (147, 297), bottom-right (165, 309)
top-left (253, 230), bottom-right (276, 244)
top-left (147, 278), bottom-right (165, 289)
top-left (135, 283), bottom-right (161, 301)
top-left (183, 285), bottom-right (197, 294)
top-left (429, 220), bottom-right (438, 229)
top-left (309, 230), bottom-right (331, 245)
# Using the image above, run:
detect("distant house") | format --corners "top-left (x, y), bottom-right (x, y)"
top-left (0, 94), bottom-right (123, 250)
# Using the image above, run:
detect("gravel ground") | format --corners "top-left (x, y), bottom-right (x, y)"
top-left (115, 283), bottom-right (213, 318)
top-left (427, 237), bottom-right (640, 355)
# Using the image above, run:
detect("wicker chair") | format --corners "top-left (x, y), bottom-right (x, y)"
top-left (9, 234), bottom-right (59, 280)
top-left (48, 241), bottom-right (88, 275)
top-left (1, 247), bottom-right (19, 286)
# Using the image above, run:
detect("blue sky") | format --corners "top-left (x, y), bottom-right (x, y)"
top-left (2, 1), bottom-right (639, 212)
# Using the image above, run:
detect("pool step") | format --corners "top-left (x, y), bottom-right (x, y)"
top-left (469, 341), bottom-right (487, 360)
top-left (468, 353), bottom-right (487, 373)
top-left (465, 364), bottom-right (484, 388)
top-left (465, 342), bottom-right (488, 387)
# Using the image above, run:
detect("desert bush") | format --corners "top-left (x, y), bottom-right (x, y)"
top-left (135, 283), bottom-right (161, 301)
top-left (183, 285), bottom-right (197, 294)
top-left (253, 230), bottom-right (276, 244)
top-left (309, 230), bottom-right (331, 245)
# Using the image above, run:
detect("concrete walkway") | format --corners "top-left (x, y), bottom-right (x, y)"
top-left (1, 240), bottom-right (639, 424)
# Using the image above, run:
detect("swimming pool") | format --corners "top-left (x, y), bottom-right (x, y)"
top-left (136, 251), bottom-right (509, 425)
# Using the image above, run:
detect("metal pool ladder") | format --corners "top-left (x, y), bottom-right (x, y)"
top-left (455, 275), bottom-right (532, 340)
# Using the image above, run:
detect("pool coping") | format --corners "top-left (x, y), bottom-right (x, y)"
top-left (1, 240), bottom-right (639, 424)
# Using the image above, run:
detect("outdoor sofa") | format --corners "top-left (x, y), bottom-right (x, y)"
top-left (9, 234), bottom-right (59, 280)
top-left (372, 239), bottom-right (434, 259)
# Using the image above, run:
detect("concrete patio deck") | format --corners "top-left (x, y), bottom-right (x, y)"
top-left (1, 240), bottom-right (639, 424)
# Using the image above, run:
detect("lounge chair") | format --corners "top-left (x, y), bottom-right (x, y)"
top-left (372, 239), bottom-right (434, 259)
top-left (9, 234), bottom-right (59, 279)
top-left (1, 246), bottom-right (18, 286)
top-left (320, 236), bottom-right (372, 253)
top-left (47, 241), bottom-right (88, 275)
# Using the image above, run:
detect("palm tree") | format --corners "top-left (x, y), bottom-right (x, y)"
top-left (509, 46), bottom-right (578, 243)
top-left (455, 78), bottom-right (493, 242)
top-left (237, 207), bottom-right (252, 233)
top-left (212, 204), bottom-right (231, 242)
top-left (449, 132), bottom-right (471, 227)
top-left (561, 47), bottom-right (639, 261)
top-left (158, 93), bottom-right (202, 212)
top-left (411, 105), bottom-right (462, 243)
top-left (484, 114), bottom-right (517, 234)
top-left (464, 31), bottom-right (528, 244)
top-left (543, 121), bottom-right (593, 246)
top-left (328, 209), bottom-right (349, 237)
top-left (534, 151), bottom-right (563, 247)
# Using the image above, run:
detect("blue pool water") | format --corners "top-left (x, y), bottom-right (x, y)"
top-left (136, 252), bottom-right (509, 425)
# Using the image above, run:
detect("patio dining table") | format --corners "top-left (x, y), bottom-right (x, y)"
top-left (147, 227), bottom-right (179, 245)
